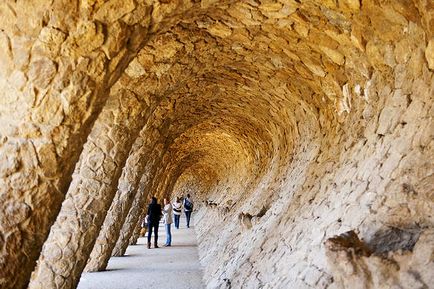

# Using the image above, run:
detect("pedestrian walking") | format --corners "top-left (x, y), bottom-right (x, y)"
top-left (163, 198), bottom-right (173, 246)
top-left (183, 194), bottom-right (194, 228)
top-left (147, 197), bottom-right (162, 249)
top-left (172, 197), bottom-right (182, 229)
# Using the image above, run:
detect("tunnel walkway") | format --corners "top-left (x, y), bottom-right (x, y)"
top-left (77, 217), bottom-right (204, 289)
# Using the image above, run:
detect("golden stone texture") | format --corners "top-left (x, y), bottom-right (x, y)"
top-left (0, 0), bottom-right (433, 289)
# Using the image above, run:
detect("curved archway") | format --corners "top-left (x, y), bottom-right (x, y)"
top-left (1, 1), bottom-right (432, 288)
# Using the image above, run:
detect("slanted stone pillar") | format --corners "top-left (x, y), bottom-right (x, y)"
top-left (111, 166), bottom-right (160, 256)
top-left (28, 89), bottom-right (148, 289)
top-left (0, 1), bottom-right (207, 286)
top-left (84, 138), bottom-right (155, 271)
top-left (86, 102), bottom-right (174, 265)
top-left (129, 221), bottom-right (144, 245)
top-left (0, 2), bottom-right (153, 288)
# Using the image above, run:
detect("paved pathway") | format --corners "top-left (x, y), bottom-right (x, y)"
top-left (78, 218), bottom-right (204, 289)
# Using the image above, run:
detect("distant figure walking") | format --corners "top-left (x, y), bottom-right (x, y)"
top-left (172, 197), bottom-right (182, 229)
top-left (147, 197), bottom-right (162, 249)
top-left (163, 198), bottom-right (173, 247)
top-left (183, 194), bottom-right (194, 228)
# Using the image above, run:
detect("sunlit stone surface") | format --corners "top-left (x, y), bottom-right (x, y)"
top-left (0, 1), bottom-right (432, 288)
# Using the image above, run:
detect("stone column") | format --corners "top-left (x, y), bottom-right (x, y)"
top-left (84, 139), bottom-right (153, 271)
top-left (83, 94), bottom-right (174, 267)
top-left (0, 1), bottom-right (207, 286)
top-left (86, 100), bottom-right (175, 264)
top-left (0, 2), bottom-right (154, 288)
top-left (111, 162), bottom-right (161, 256)
top-left (28, 89), bottom-right (148, 289)
top-left (129, 221), bottom-right (144, 245)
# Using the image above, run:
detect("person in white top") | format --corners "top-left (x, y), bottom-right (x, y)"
top-left (162, 198), bottom-right (173, 246)
top-left (183, 194), bottom-right (194, 228)
top-left (172, 197), bottom-right (182, 229)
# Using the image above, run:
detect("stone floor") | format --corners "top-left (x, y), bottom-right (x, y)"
top-left (78, 218), bottom-right (204, 289)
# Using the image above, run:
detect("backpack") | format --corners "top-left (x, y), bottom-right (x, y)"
top-left (184, 199), bottom-right (193, 211)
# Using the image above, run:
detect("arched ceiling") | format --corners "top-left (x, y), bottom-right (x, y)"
top-left (111, 0), bottom-right (368, 205)
top-left (2, 1), bottom-right (432, 288)
top-left (110, 6), bottom-right (432, 264)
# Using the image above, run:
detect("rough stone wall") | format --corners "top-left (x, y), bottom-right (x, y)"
top-left (84, 31), bottom-right (199, 271)
top-left (112, 156), bottom-right (164, 256)
top-left (179, 2), bottom-right (433, 288)
top-left (0, 3), bottom-right (148, 288)
top-left (111, 95), bottom-right (189, 257)
top-left (110, 1), bottom-right (432, 288)
top-left (28, 86), bottom-right (148, 289)
top-left (0, 0), bottom-right (205, 288)
top-left (1, 1), bottom-right (433, 289)
top-left (85, 115), bottom-right (167, 269)
top-left (128, 222), bottom-right (144, 246)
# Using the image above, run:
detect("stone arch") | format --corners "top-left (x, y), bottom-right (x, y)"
top-left (0, 1), bottom-right (212, 287)
top-left (82, 28), bottom-right (215, 269)
top-left (29, 25), bottom-right (206, 282)
top-left (27, 85), bottom-right (149, 289)
top-left (84, 110), bottom-right (172, 272)
top-left (1, 1), bottom-right (433, 289)
top-left (107, 3), bottom-right (434, 288)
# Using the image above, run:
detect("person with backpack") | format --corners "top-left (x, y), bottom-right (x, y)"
top-left (172, 197), bottom-right (182, 229)
top-left (183, 194), bottom-right (194, 228)
top-left (147, 197), bottom-right (162, 249)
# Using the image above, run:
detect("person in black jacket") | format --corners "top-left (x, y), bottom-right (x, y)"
top-left (147, 197), bottom-right (162, 249)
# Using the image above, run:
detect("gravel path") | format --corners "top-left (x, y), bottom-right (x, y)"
top-left (78, 218), bottom-right (204, 289)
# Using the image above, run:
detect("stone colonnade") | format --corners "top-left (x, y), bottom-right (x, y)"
top-left (0, 1), bottom-right (433, 289)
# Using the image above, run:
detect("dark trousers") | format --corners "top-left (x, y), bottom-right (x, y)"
top-left (147, 222), bottom-right (159, 245)
top-left (174, 214), bottom-right (180, 229)
top-left (185, 211), bottom-right (192, 228)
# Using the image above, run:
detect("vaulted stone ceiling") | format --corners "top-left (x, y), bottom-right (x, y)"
top-left (0, 1), bottom-right (433, 289)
